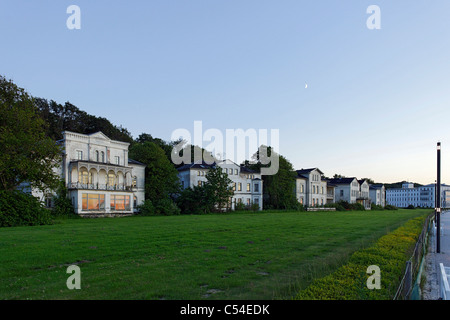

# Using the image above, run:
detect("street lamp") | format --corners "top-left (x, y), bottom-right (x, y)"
top-left (437, 142), bottom-right (441, 253)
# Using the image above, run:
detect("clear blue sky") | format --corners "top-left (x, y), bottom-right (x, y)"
top-left (1, 1), bottom-right (450, 184)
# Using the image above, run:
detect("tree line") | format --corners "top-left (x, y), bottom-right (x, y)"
top-left (0, 74), bottom-right (321, 225)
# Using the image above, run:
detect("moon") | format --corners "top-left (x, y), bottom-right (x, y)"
top-left (305, 82), bottom-right (308, 89)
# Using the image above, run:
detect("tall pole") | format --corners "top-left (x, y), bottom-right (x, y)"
top-left (437, 142), bottom-right (441, 253)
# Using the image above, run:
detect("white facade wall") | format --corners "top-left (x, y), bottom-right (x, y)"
top-left (295, 178), bottom-right (307, 205)
top-left (333, 178), bottom-right (360, 204)
top-left (177, 160), bottom-right (263, 210)
top-left (369, 185), bottom-right (386, 207)
top-left (386, 183), bottom-right (450, 208)
top-left (23, 131), bottom-right (146, 216)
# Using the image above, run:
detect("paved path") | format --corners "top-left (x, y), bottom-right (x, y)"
top-left (421, 211), bottom-right (450, 300)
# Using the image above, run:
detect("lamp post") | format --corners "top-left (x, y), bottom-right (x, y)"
top-left (437, 142), bottom-right (441, 253)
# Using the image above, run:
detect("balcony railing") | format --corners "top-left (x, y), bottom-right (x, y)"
top-left (68, 182), bottom-right (134, 191)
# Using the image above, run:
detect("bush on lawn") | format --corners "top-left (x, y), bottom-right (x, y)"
top-left (0, 190), bottom-right (53, 227)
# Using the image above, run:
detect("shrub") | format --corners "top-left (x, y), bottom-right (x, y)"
top-left (235, 202), bottom-right (246, 211)
top-left (0, 190), bottom-right (53, 227)
top-left (295, 215), bottom-right (428, 300)
top-left (137, 199), bottom-right (155, 216)
top-left (385, 205), bottom-right (398, 210)
top-left (154, 198), bottom-right (180, 216)
top-left (52, 182), bottom-right (76, 217)
top-left (371, 203), bottom-right (384, 211)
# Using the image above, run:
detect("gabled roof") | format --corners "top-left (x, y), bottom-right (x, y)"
top-left (128, 158), bottom-right (146, 166)
top-left (176, 160), bottom-right (216, 172)
top-left (369, 184), bottom-right (384, 190)
top-left (326, 177), bottom-right (357, 185)
top-left (358, 179), bottom-right (369, 185)
top-left (296, 168), bottom-right (324, 175)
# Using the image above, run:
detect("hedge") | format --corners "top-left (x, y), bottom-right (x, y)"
top-left (294, 215), bottom-right (427, 300)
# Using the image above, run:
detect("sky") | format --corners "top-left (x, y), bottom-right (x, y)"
top-left (1, 0), bottom-right (450, 185)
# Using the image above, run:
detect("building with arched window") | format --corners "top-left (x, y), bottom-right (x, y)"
top-left (39, 131), bottom-right (146, 216)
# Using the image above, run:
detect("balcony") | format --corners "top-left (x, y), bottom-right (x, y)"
top-left (68, 182), bottom-right (135, 192)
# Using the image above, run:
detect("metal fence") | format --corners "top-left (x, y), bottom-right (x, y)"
top-left (393, 213), bottom-right (433, 300)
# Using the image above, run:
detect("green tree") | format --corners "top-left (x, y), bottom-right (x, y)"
top-left (245, 146), bottom-right (298, 210)
top-left (129, 141), bottom-right (181, 204)
top-left (204, 166), bottom-right (234, 212)
top-left (0, 76), bottom-right (62, 193)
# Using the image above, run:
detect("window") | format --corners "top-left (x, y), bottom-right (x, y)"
top-left (110, 195), bottom-right (131, 211)
top-left (132, 176), bottom-right (137, 188)
top-left (77, 150), bottom-right (83, 160)
top-left (247, 183), bottom-right (251, 192)
top-left (254, 183), bottom-right (259, 193)
top-left (101, 151), bottom-right (105, 163)
top-left (300, 197), bottom-right (303, 204)
top-left (238, 183), bottom-right (242, 191)
top-left (134, 196), bottom-right (137, 208)
top-left (115, 156), bottom-right (120, 165)
top-left (340, 190), bottom-right (344, 197)
top-left (235, 169), bottom-right (238, 175)
top-left (198, 171), bottom-right (201, 176)
top-left (247, 198), bottom-right (251, 205)
top-left (229, 168), bottom-right (233, 175)
top-left (82, 193), bottom-right (105, 211)
top-left (96, 150), bottom-right (99, 162)
top-left (108, 172), bottom-right (116, 186)
top-left (233, 183), bottom-right (236, 191)
top-left (198, 181), bottom-right (202, 187)
top-left (45, 194), bottom-right (53, 208)
top-left (79, 168), bottom-right (89, 185)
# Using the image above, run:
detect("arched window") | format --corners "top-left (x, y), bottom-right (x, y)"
top-left (96, 150), bottom-right (99, 162)
top-left (108, 172), bottom-right (116, 186)
top-left (79, 168), bottom-right (89, 184)
top-left (101, 151), bottom-right (105, 163)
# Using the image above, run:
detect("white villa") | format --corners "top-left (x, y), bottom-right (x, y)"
top-left (327, 177), bottom-right (361, 204)
top-left (176, 159), bottom-right (263, 210)
top-left (22, 131), bottom-right (146, 216)
top-left (295, 168), bottom-right (328, 207)
top-left (370, 184), bottom-right (386, 207)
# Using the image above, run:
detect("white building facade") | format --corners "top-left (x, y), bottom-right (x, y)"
top-left (369, 184), bottom-right (386, 207)
top-left (21, 131), bottom-right (147, 216)
top-left (295, 168), bottom-right (327, 207)
top-left (386, 182), bottom-right (450, 208)
top-left (177, 160), bottom-right (263, 210)
top-left (327, 177), bottom-right (360, 204)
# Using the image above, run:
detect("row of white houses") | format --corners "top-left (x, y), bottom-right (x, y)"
top-left (293, 168), bottom-right (386, 210)
top-left (23, 130), bottom-right (418, 215)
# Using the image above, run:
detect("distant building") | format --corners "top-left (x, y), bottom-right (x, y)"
top-left (295, 168), bottom-right (327, 207)
top-left (176, 159), bottom-right (263, 210)
top-left (326, 177), bottom-right (360, 204)
top-left (357, 179), bottom-right (371, 210)
top-left (386, 182), bottom-right (450, 208)
top-left (369, 184), bottom-right (386, 207)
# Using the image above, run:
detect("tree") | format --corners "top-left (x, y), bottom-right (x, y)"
top-left (129, 141), bottom-right (181, 204)
top-left (245, 146), bottom-right (298, 210)
top-left (0, 76), bottom-right (62, 193)
top-left (204, 166), bottom-right (234, 212)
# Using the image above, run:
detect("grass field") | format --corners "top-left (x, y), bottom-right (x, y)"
top-left (0, 209), bottom-right (431, 300)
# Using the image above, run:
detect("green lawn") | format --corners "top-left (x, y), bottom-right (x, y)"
top-left (0, 209), bottom-right (430, 300)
